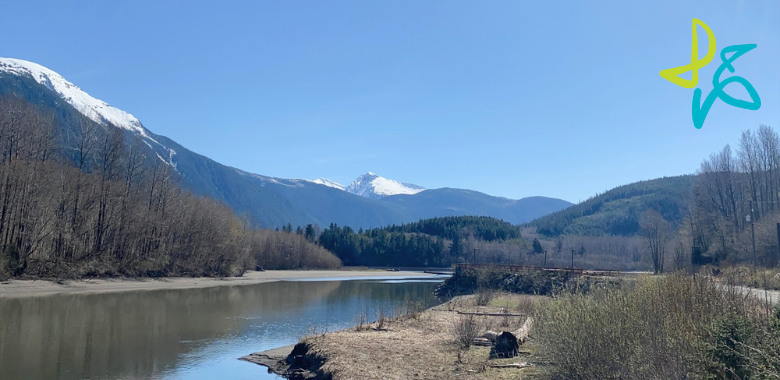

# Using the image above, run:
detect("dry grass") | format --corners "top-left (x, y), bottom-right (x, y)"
top-left (714, 265), bottom-right (780, 290)
top-left (533, 273), bottom-right (779, 380)
top-left (297, 293), bottom-right (547, 380)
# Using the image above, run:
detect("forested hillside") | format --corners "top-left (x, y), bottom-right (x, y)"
top-left (530, 175), bottom-right (696, 236)
top-left (0, 95), bottom-right (340, 280)
top-left (317, 216), bottom-right (530, 267)
top-left (528, 125), bottom-right (780, 273)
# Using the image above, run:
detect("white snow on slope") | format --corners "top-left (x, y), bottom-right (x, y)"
top-left (0, 57), bottom-right (176, 165)
top-left (310, 178), bottom-right (346, 190)
top-left (345, 172), bottom-right (425, 199)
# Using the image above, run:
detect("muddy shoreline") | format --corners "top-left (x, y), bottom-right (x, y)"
top-left (0, 269), bottom-right (438, 298)
top-left (240, 344), bottom-right (298, 376)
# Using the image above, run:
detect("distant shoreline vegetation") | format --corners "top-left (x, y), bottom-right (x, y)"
top-left (316, 216), bottom-right (530, 267)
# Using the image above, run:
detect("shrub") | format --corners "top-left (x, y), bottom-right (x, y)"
top-left (452, 314), bottom-right (481, 349)
top-left (534, 274), bottom-right (774, 379)
top-left (474, 287), bottom-right (495, 306)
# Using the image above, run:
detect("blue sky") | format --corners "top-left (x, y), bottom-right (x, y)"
top-left (1, 1), bottom-right (778, 203)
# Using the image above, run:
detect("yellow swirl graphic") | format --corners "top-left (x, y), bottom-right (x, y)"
top-left (660, 19), bottom-right (717, 88)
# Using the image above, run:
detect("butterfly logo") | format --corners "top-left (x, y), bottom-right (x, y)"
top-left (660, 19), bottom-right (760, 129)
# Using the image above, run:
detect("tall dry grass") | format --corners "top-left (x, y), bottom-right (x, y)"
top-left (715, 265), bottom-right (780, 291)
top-left (534, 274), bottom-right (779, 380)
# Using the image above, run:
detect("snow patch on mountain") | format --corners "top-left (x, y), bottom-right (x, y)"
top-left (345, 172), bottom-right (425, 199)
top-left (309, 178), bottom-right (346, 190)
top-left (0, 57), bottom-right (176, 166)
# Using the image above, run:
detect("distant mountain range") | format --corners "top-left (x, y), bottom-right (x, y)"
top-left (0, 57), bottom-right (573, 228)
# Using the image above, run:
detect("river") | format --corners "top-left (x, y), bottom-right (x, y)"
top-left (0, 276), bottom-right (445, 380)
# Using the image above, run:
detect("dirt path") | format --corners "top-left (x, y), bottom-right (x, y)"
top-left (0, 270), bottom-right (437, 298)
top-left (734, 285), bottom-right (780, 304)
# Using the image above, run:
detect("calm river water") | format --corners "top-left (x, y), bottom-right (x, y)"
top-left (0, 276), bottom-right (445, 380)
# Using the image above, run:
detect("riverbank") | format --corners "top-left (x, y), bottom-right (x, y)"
top-left (240, 270), bottom-right (780, 380)
top-left (242, 293), bottom-right (545, 380)
top-left (0, 269), bottom-right (437, 298)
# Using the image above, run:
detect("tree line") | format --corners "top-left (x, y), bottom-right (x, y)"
top-left (383, 216), bottom-right (520, 241)
top-left (613, 124), bottom-right (780, 274)
top-left (686, 124), bottom-right (780, 267)
top-left (527, 126), bottom-right (780, 273)
top-left (317, 216), bottom-right (529, 267)
top-left (0, 95), bottom-right (340, 279)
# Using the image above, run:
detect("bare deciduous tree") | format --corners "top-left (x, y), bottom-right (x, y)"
top-left (0, 95), bottom-right (341, 279)
top-left (641, 210), bottom-right (670, 274)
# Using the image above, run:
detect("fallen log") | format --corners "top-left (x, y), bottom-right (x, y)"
top-left (482, 330), bottom-right (499, 342)
top-left (456, 311), bottom-right (525, 317)
top-left (489, 362), bottom-right (532, 369)
top-left (471, 337), bottom-right (493, 346)
top-left (513, 317), bottom-right (533, 344)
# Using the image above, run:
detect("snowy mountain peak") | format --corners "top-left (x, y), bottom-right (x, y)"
top-left (0, 58), bottom-right (147, 135)
top-left (0, 57), bottom-right (175, 166)
top-left (345, 173), bottom-right (425, 199)
top-left (310, 178), bottom-right (346, 190)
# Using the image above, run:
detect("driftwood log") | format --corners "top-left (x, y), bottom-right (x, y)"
top-left (472, 337), bottom-right (493, 347)
top-left (514, 317), bottom-right (533, 344)
top-left (457, 311), bottom-right (525, 317)
top-left (483, 330), bottom-right (499, 342)
top-left (489, 362), bottom-right (532, 369)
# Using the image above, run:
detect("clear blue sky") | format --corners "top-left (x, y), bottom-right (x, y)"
top-left (1, 1), bottom-right (778, 203)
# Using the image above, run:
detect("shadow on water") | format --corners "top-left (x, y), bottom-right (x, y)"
top-left (0, 278), bottom-right (441, 380)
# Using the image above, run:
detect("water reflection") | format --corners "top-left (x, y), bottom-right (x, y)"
top-left (0, 278), bottom-right (441, 380)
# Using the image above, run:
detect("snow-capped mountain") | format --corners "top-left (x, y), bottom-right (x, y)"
top-left (0, 58), bottom-right (176, 166)
top-left (344, 172), bottom-right (425, 199)
top-left (0, 57), bottom-right (573, 228)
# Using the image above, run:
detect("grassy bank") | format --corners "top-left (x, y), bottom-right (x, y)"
top-left (534, 274), bottom-right (780, 380)
top-left (248, 293), bottom-right (545, 380)
top-left (708, 265), bottom-right (780, 291)
top-left (251, 269), bottom-right (780, 380)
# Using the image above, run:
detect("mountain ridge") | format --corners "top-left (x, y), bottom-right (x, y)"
top-left (0, 57), bottom-right (573, 228)
top-left (528, 175), bottom-right (696, 236)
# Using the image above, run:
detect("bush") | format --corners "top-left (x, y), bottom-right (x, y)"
top-left (705, 313), bottom-right (755, 380)
top-left (474, 287), bottom-right (495, 306)
top-left (534, 274), bottom-right (777, 380)
top-left (452, 314), bottom-right (481, 349)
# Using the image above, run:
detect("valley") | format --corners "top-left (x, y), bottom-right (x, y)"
top-left (1, 5), bottom-right (779, 378)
